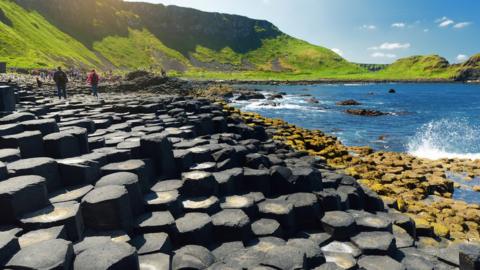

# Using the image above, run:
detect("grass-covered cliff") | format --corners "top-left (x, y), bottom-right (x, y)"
top-left (0, 0), bottom-right (478, 81)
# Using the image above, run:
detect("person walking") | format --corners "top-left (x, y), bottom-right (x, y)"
top-left (87, 69), bottom-right (99, 99)
top-left (53, 67), bottom-right (68, 99)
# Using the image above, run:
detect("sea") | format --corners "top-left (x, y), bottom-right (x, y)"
top-left (231, 82), bottom-right (480, 203)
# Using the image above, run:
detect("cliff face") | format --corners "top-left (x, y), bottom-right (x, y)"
top-left (15, 0), bottom-right (281, 55)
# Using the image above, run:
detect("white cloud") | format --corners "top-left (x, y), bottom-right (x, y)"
top-left (371, 52), bottom-right (397, 58)
top-left (456, 54), bottom-right (469, 62)
top-left (391, 22), bottom-right (406, 28)
top-left (360, 24), bottom-right (377, 30)
top-left (369, 42), bottom-right (411, 50)
top-left (331, 48), bottom-right (344, 56)
top-left (439, 19), bottom-right (455, 27)
top-left (436, 17), bottom-right (455, 27)
top-left (453, 22), bottom-right (471, 29)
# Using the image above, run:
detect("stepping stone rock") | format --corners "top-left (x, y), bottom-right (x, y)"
top-left (18, 225), bottom-right (67, 248)
top-left (0, 148), bottom-right (21, 163)
top-left (321, 241), bottom-right (362, 258)
top-left (43, 132), bottom-right (80, 159)
top-left (0, 230), bottom-right (20, 266)
top-left (357, 255), bottom-right (405, 270)
top-left (21, 118), bottom-right (59, 136)
top-left (351, 231), bottom-right (395, 255)
top-left (7, 157), bottom-right (61, 192)
top-left (6, 239), bottom-right (73, 270)
top-left (0, 175), bottom-right (48, 224)
top-left (258, 200), bottom-right (295, 233)
top-left (286, 192), bottom-right (321, 229)
top-left (251, 218), bottom-right (283, 238)
top-left (356, 215), bottom-right (393, 232)
top-left (182, 196), bottom-right (220, 215)
top-left (134, 211), bottom-right (175, 234)
top-left (175, 212), bottom-right (212, 246)
top-left (73, 236), bottom-right (113, 255)
top-left (49, 185), bottom-right (94, 204)
top-left (220, 195), bottom-right (257, 218)
top-left (0, 131), bottom-right (44, 158)
top-left (96, 172), bottom-right (145, 216)
top-left (402, 255), bottom-right (434, 270)
top-left (287, 238), bottom-right (326, 268)
top-left (261, 245), bottom-right (306, 270)
top-left (140, 133), bottom-right (176, 178)
top-left (101, 159), bottom-right (154, 193)
top-left (129, 232), bottom-right (172, 255)
top-left (144, 190), bottom-right (182, 217)
top-left (243, 168), bottom-right (271, 195)
top-left (57, 158), bottom-right (100, 186)
top-left (212, 241), bottom-right (245, 261)
top-left (151, 179), bottom-right (183, 192)
top-left (321, 211), bottom-right (356, 240)
top-left (81, 185), bottom-right (134, 231)
top-left (324, 253), bottom-right (357, 270)
top-left (181, 171), bottom-right (218, 197)
top-left (74, 241), bottom-right (139, 270)
top-left (21, 201), bottom-right (84, 241)
top-left (172, 245), bottom-right (215, 270)
top-left (211, 209), bottom-right (251, 242)
top-left (139, 253), bottom-right (171, 270)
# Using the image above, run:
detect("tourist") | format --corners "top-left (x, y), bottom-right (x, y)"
top-left (53, 67), bottom-right (68, 99)
top-left (36, 77), bottom-right (43, 88)
top-left (87, 69), bottom-right (99, 98)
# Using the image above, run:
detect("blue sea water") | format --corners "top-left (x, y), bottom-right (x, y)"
top-left (231, 83), bottom-right (480, 203)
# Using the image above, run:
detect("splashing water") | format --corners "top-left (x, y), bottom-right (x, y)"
top-left (407, 118), bottom-right (480, 160)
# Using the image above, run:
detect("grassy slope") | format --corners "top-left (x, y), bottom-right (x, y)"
top-left (93, 28), bottom-right (190, 70)
top-left (0, 0), bottom-right (101, 68)
top-left (185, 35), bottom-right (367, 80)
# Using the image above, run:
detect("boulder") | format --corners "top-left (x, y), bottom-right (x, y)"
top-left (211, 209), bottom-right (251, 242)
top-left (140, 133), bottom-right (176, 178)
top-left (0, 130), bottom-right (44, 158)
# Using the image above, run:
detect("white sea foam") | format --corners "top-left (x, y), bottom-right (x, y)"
top-left (407, 118), bottom-right (480, 160)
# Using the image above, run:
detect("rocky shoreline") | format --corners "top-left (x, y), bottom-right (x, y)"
top-left (0, 76), bottom-right (479, 269)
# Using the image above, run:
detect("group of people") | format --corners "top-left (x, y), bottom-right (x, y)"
top-left (52, 67), bottom-right (99, 100)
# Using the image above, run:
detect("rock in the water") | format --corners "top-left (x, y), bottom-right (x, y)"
top-left (336, 100), bottom-right (362, 106)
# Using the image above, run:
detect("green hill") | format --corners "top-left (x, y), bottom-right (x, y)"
top-left (0, 0), bottom-right (478, 81)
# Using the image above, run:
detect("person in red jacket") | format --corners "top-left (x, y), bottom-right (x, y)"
top-left (87, 69), bottom-right (99, 98)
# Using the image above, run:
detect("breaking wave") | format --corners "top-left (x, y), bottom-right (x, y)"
top-left (407, 118), bottom-right (480, 160)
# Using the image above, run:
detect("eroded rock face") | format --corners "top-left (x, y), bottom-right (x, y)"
top-left (0, 83), bottom-right (477, 270)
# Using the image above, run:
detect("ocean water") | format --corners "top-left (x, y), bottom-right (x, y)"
top-left (231, 83), bottom-right (480, 204)
top-left (232, 83), bottom-right (480, 159)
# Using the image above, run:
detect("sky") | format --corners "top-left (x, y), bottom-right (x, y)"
top-left (128, 0), bottom-right (479, 64)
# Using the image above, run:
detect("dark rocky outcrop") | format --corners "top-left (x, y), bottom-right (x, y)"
top-left (345, 109), bottom-right (388, 116)
top-left (336, 99), bottom-right (361, 106)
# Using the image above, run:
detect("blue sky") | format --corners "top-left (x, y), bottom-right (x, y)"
top-left (129, 0), bottom-right (479, 64)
